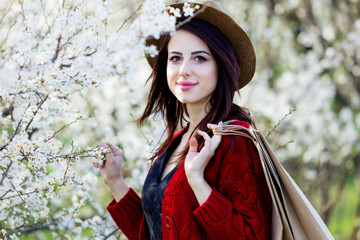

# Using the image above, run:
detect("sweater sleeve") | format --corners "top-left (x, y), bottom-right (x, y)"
top-left (106, 187), bottom-right (149, 240)
top-left (193, 134), bottom-right (272, 239)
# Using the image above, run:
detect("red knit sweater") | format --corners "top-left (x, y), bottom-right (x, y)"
top-left (107, 120), bottom-right (272, 239)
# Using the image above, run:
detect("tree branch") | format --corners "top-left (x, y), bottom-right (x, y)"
top-left (0, 162), bottom-right (12, 186)
top-left (116, 4), bottom-right (142, 33)
top-left (266, 106), bottom-right (297, 137)
top-left (0, 118), bottom-right (22, 151)
top-left (103, 228), bottom-right (118, 240)
top-left (24, 94), bottom-right (48, 132)
top-left (51, 34), bottom-right (62, 63)
top-left (45, 116), bottom-right (82, 142)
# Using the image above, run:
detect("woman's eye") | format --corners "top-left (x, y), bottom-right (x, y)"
top-left (169, 56), bottom-right (181, 62)
top-left (195, 56), bottom-right (207, 62)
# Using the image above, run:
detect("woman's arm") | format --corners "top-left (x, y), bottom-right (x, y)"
top-left (96, 142), bottom-right (129, 201)
top-left (94, 142), bottom-right (148, 240)
top-left (92, 142), bottom-right (130, 200)
top-left (107, 188), bottom-right (148, 240)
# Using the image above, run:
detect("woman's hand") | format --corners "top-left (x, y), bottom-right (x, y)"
top-left (184, 122), bottom-right (222, 205)
top-left (184, 122), bottom-right (222, 181)
top-left (92, 142), bottom-right (129, 201)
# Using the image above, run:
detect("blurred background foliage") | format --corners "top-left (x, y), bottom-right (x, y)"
top-left (213, 0), bottom-right (360, 239)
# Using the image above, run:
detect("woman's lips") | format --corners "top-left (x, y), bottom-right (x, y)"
top-left (177, 82), bottom-right (197, 90)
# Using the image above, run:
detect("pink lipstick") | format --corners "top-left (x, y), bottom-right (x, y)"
top-left (177, 82), bottom-right (197, 90)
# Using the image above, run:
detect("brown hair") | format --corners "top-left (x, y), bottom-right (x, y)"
top-left (139, 19), bottom-right (255, 162)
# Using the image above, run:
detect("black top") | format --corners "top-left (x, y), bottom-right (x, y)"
top-left (141, 131), bottom-right (184, 240)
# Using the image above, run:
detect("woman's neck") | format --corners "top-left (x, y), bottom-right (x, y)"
top-left (186, 102), bottom-right (210, 136)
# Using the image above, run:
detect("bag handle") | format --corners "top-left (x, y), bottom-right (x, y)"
top-left (213, 120), bottom-right (256, 141)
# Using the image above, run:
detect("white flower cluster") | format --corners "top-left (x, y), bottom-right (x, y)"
top-left (89, 145), bottom-right (111, 165)
top-left (239, 0), bottom-right (359, 175)
top-left (0, 0), bottom-right (176, 238)
top-left (167, 2), bottom-right (201, 18)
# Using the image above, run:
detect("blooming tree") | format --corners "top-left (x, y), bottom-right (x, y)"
top-left (0, 0), bottom-right (178, 238)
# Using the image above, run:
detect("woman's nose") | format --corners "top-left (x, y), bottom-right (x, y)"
top-left (179, 60), bottom-right (191, 78)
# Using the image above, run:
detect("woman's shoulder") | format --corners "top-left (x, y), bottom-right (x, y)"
top-left (212, 119), bottom-right (259, 175)
top-left (218, 119), bottom-right (253, 151)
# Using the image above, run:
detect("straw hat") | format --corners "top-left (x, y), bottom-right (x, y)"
top-left (146, 1), bottom-right (256, 89)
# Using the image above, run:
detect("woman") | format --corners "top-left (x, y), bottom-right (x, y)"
top-left (94, 1), bottom-right (272, 239)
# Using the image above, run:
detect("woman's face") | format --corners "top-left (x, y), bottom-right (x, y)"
top-left (166, 29), bottom-right (218, 109)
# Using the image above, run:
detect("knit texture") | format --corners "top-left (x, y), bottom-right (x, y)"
top-left (107, 120), bottom-right (272, 239)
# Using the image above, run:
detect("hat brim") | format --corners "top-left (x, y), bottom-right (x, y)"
top-left (146, 2), bottom-right (256, 89)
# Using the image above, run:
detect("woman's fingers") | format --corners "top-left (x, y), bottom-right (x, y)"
top-left (99, 162), bottom-right (104, 170)
top-left (208, 121), bottom-right (223, 150)
top-left (93, 141), bottom-right (123, 172)
top-left (189, 137), bottom-right (198, 152)
top-left (100, 142), bottom-right (122, 161)
top-left (92, 158), bottom-right (104, 170)
top-left (92, 159), bottom-right (100, 168)
top-left (196, 127), bottom-right (222, 157)
top-left (99, 141), bottom-right (107, 147)
top-left (211, 134), bottom-right (222, 152)
top-left (207, 121), bottom-right (223, 131)
top-left (197, 130), bottom-right (211, 142)
top-left (109, 144), bottom-right (123, 158)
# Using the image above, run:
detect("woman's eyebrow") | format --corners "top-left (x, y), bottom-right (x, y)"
top-left (168, 50), bottom-right (211, 56)
top-left (191, 50), bottom-right (211, 56)
top-left (169, 51), bottom-right (183, 55)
